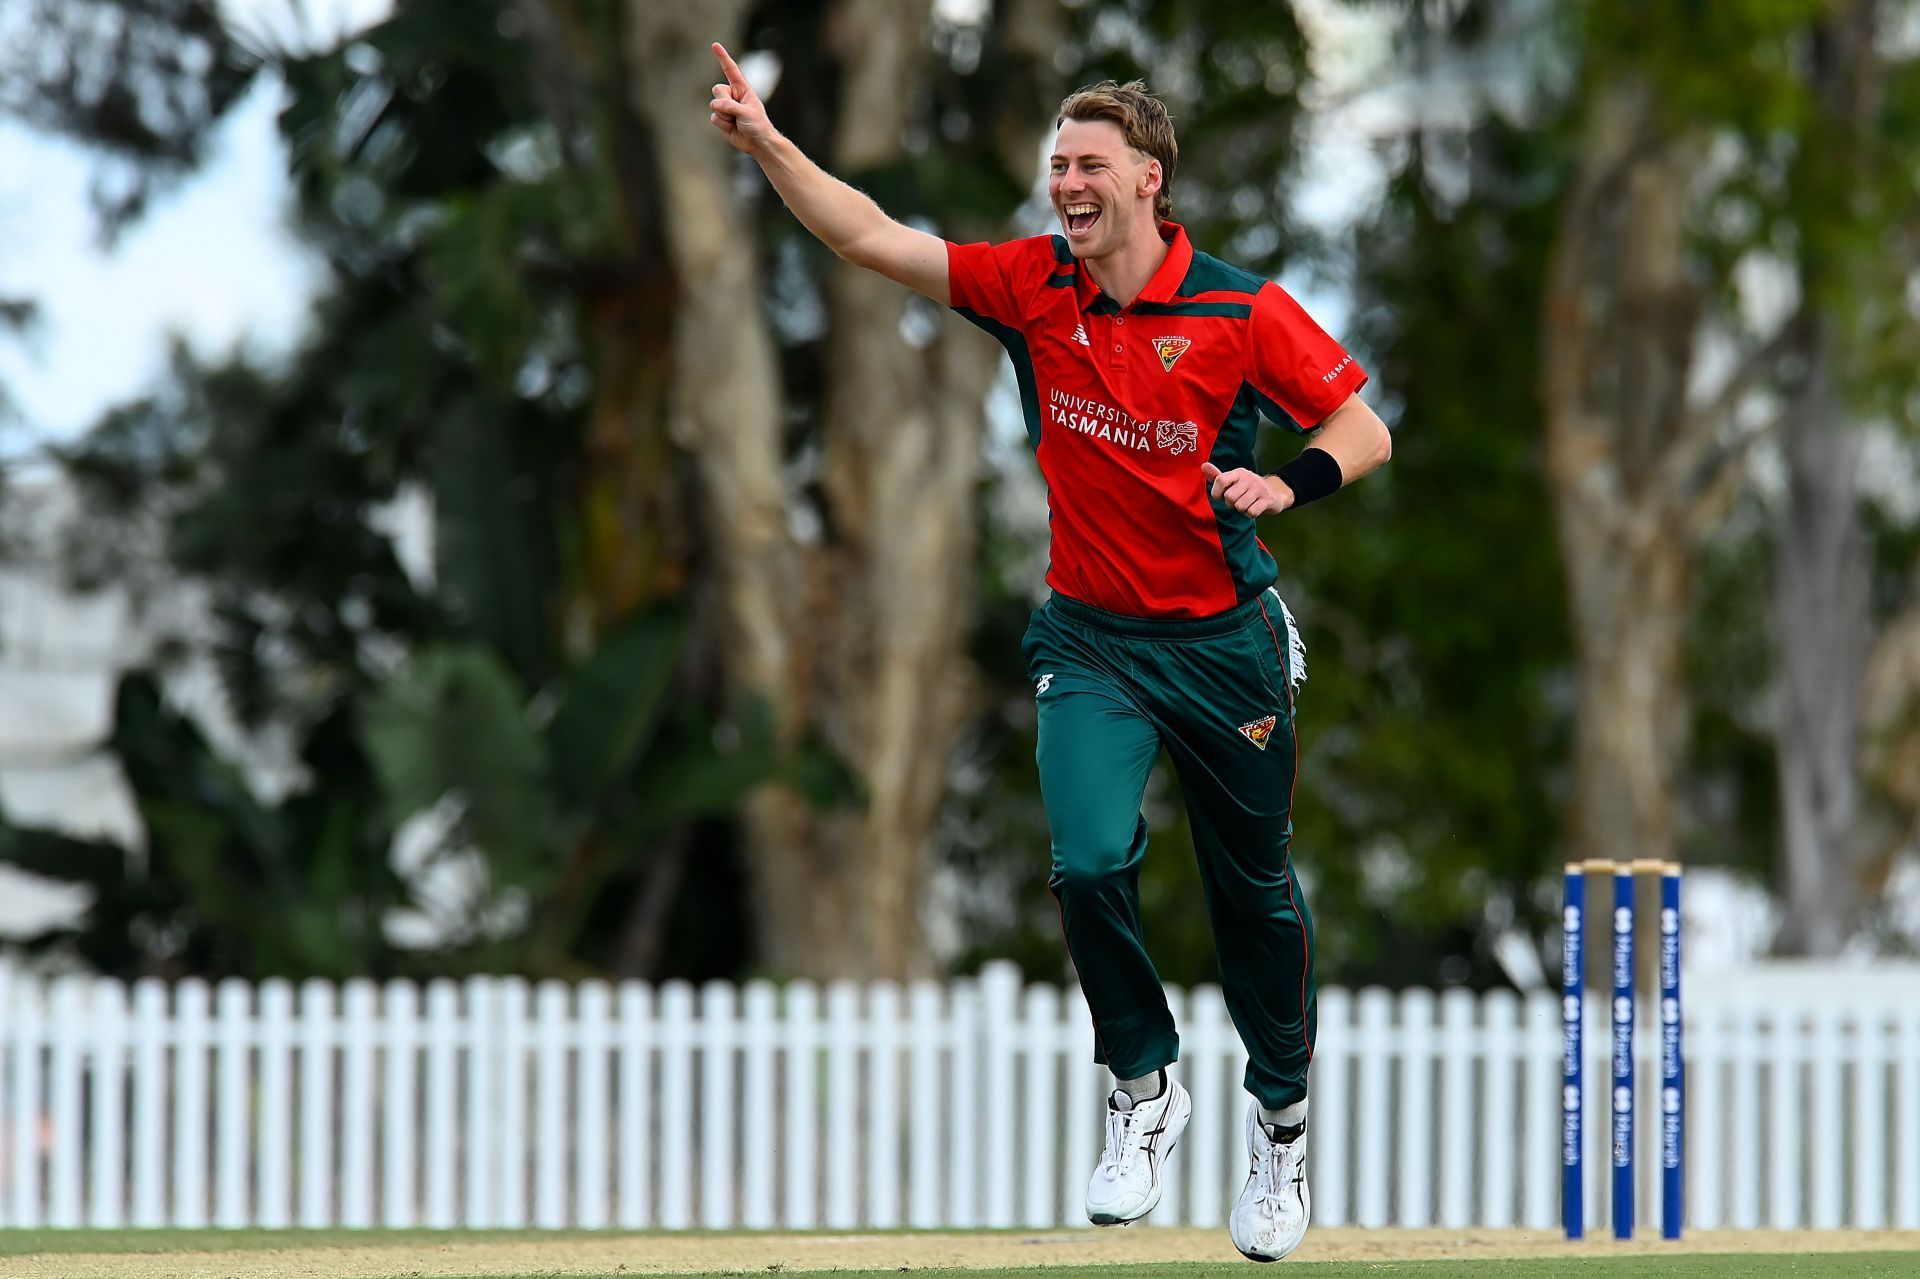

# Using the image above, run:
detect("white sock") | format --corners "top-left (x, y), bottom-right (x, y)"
top-left (1260, 1097), bottom-right (1308, 1130)
top-left (1115, 1068), bottom-right (1167, 1104)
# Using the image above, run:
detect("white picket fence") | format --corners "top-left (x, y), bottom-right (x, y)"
top-left (2, 961), bottom-right (1918, 1233)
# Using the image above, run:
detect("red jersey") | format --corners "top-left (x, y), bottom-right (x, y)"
top-left (948, 222), bottom-right (1367, 618)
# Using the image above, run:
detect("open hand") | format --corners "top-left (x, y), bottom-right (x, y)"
top-left (1203, 462), bottom-right (1293, 517)
top-left (709, 43), bottom-right (775, 154)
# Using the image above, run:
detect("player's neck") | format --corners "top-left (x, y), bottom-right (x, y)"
top-left (1083, 219), bottom-right (1170, 309)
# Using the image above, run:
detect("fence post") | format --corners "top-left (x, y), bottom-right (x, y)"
top-left (1479, 988), bottom-right (1518, 1228)
top-left (1437, 986), bottom-right (1476, 1230)
top-left (1314, 987), bottom-right (1352, 1227)
top-left (87, 978), bottom-right (127, 1228)
top-left (258, 979), bottom-right (294, 1229)
top-left (1898, 1004), bottom-right (1920, 1229)
top-left (422, 980), bottom-right (459, 1229)
top-left (1184, 987), bottom-right (1227, 1229)
top-left (1523, 990), bottom-right (1560, 1229)
top-left (0, 964), bottom-right (7, 1227)
top-left (174, 979), bottom-right (211, 1228)
top-left (868, 981), bottom-right (903, 1229)
top-left (1809, 1003), bottom-right (1843, 1229)
top-left (534, 981), bottom-right (570, 1229)
top-left (1850, 1005), bottom-right (1887, 1229)
top-left (47, 976), bottom-right (84, 1228)
top-left (949, 974), bottom-right (981, 1227)
top-left (779, 981), bottom-right (817, 1229)
top-left (823, 980), bottom-right (860, 1228)
top-left (979, 962), bottom-right (1020, 1229)
top-left (1768, 1006), bottom-right (1802, 1228)
top-left (1397, 987), bottom-right (1436, 1228)
top-left (213, 978), bottom-right (252, 1228)
top-left (1059, 987), bottom-right (1099, 1230)
top-left (297, 979), bottom-right (335, 1227)
top-left (616, 981), bottom-right (655, 1230)
top-left (576, 981), bottom-right (612, 1230)
top-left (699, 980), bottom-right (738, 1229)
top-left (1353, 988), bottom-right (1392, 1228)
top-left (1690, 998), bottom-right (1722, 1229)
top-left (906, 981), bottom-right (943, 1229)
top-left (461, 976), bottom-right (496, 1228)
top-left (1728, 998), bottom-right (1762, 1229)
top-left (6, 971), bottom-right (42, 1228)
top-left (129, 978), bottom-right (166, 1229)
top-left (383, 980), bottom-right (420, 1228)
top-left (496, 977), bottom-right (530, 1228)
top-left (657, 981), bottom-right (695, 1229)
top-left (339, 980), bottom-right (378, 1229)
top-left (1020, 982), bottom-right (1059, 1228)
top-left (739, 981), bottom-right (778, 1229)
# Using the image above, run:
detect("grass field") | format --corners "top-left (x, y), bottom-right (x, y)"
top-left (2, 1228), bottom-right (1918, 1278)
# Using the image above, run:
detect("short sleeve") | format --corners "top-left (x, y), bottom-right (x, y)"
top-left (1246, 281), bottom-right (1369, 433)
top-left (947, 236), bottom-right (1058, 329)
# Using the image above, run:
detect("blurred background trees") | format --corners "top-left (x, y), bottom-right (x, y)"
top-left (1, 0), bottom-right (1917, 985)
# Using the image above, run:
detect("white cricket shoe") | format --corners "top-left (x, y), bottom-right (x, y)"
top-left (1229, 1102), bottom-right (1310, 1262)
top-left (1086, 1076), bottom-right (1191, 1226)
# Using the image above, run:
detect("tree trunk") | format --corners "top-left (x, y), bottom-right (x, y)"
top-left (1770, 3), bottom-right (1885, 955)
top-left (1542, 76), bottom-right (1706, 869)
top-left (628, 0), bottom-right (1063, 978)
top-left (1770, 315), bottom-right (1871, 955)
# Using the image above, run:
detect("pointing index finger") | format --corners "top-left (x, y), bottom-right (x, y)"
top-left (711, 42), bottom-right (750, 94)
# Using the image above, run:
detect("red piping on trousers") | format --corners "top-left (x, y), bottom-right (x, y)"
top-left (1258, 597), bottom-right (1312, 1069)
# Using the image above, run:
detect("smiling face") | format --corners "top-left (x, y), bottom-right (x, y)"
top-left (1050, 118), bottom-right (1162, 261)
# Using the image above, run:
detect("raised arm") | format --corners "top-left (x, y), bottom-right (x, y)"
top-left (709, 43), bottom-right (949, 305)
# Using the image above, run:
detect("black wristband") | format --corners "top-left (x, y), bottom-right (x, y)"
top-left (1272, 447), bottom-right (1343, 508)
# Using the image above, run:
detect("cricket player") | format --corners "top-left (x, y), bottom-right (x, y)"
top-left (708, 45), bottom-right (1390, 1261)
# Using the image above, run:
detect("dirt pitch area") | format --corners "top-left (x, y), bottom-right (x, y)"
top-left (5, 1227), bottom-right (1918, 1278)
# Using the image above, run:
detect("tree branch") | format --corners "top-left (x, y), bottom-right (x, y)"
top-left (1656, 312), bottom-right (1802, 522)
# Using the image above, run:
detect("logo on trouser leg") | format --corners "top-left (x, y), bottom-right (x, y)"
top-left (1036, 674), bottom-right (1054, 696)
top-left (1237, 715), bottom-right (1278, 750)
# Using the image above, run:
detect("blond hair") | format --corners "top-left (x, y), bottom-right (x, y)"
top-left (1055, 80), bottom-right (1177, 221)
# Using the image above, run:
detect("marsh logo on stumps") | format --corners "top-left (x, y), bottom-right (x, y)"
top-left (1156, 419), bottom-right (1198, 455)
top-left (1154, 335), bottom-right (1192, 371)
top-left (1237, 714), bottom-right (1278, 750)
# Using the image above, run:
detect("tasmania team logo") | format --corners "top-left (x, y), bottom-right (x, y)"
top-left (1153, 335), bottom-right (1191, 371)
top-left (1156, 419), bottom-right (1198, 455)
top-left (1237, 714), bottom-right (1278, 750)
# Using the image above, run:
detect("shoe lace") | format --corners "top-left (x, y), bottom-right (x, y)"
top-left (1251, 1125), bottom-right (1304, 1212)
top-left (1100, 1103), bottom-right (1149, 1176)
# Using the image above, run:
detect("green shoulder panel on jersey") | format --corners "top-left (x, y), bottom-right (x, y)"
top-left (1250, 384), bottom-right (1309, 435)
top-left (1050, 235), bottom-right (1075, 265)
top-left (1207, 383), bottom-right (1279, 600)
top-left (1179, 252), bottom-right (1312, 433)
top-left (1178, 250), bottom-right (1266, 299)
top-left (1134, 300), bottom-right (1251, 318)
top-left (955, 307), bottom-right (1043, 449)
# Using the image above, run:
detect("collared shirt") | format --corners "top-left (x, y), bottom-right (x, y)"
top-left (947, 222), bottom-right (1368, 618)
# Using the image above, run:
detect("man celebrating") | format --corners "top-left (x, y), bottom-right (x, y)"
top-left (708, 45), bottom-right (1389, 1262)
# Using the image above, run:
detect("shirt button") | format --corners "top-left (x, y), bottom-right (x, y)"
top-left (1116, 316), bottom-right (1125, 325)
top-left (1113, 344), bottom-right (1123, 353)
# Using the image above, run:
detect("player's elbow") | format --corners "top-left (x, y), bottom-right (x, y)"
top-left (839, 219), bottom-right (901, 273)
top-left (837, 231), bottom-right (881, 270)
top-left (1372, 421), bottom-right (1393, 469)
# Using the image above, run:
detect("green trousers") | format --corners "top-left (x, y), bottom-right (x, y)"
top-left (1023, 589), bottom-right (1316, 1111)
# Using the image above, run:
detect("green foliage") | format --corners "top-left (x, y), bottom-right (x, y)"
top-left (5, 0), bottom-right (784, 978)
top-left (0, 0), bottom-right (262, 236)
top-left (0, 673), bottom-right (413, 978)
top-left (361, 643), bottom-right (562, 884)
